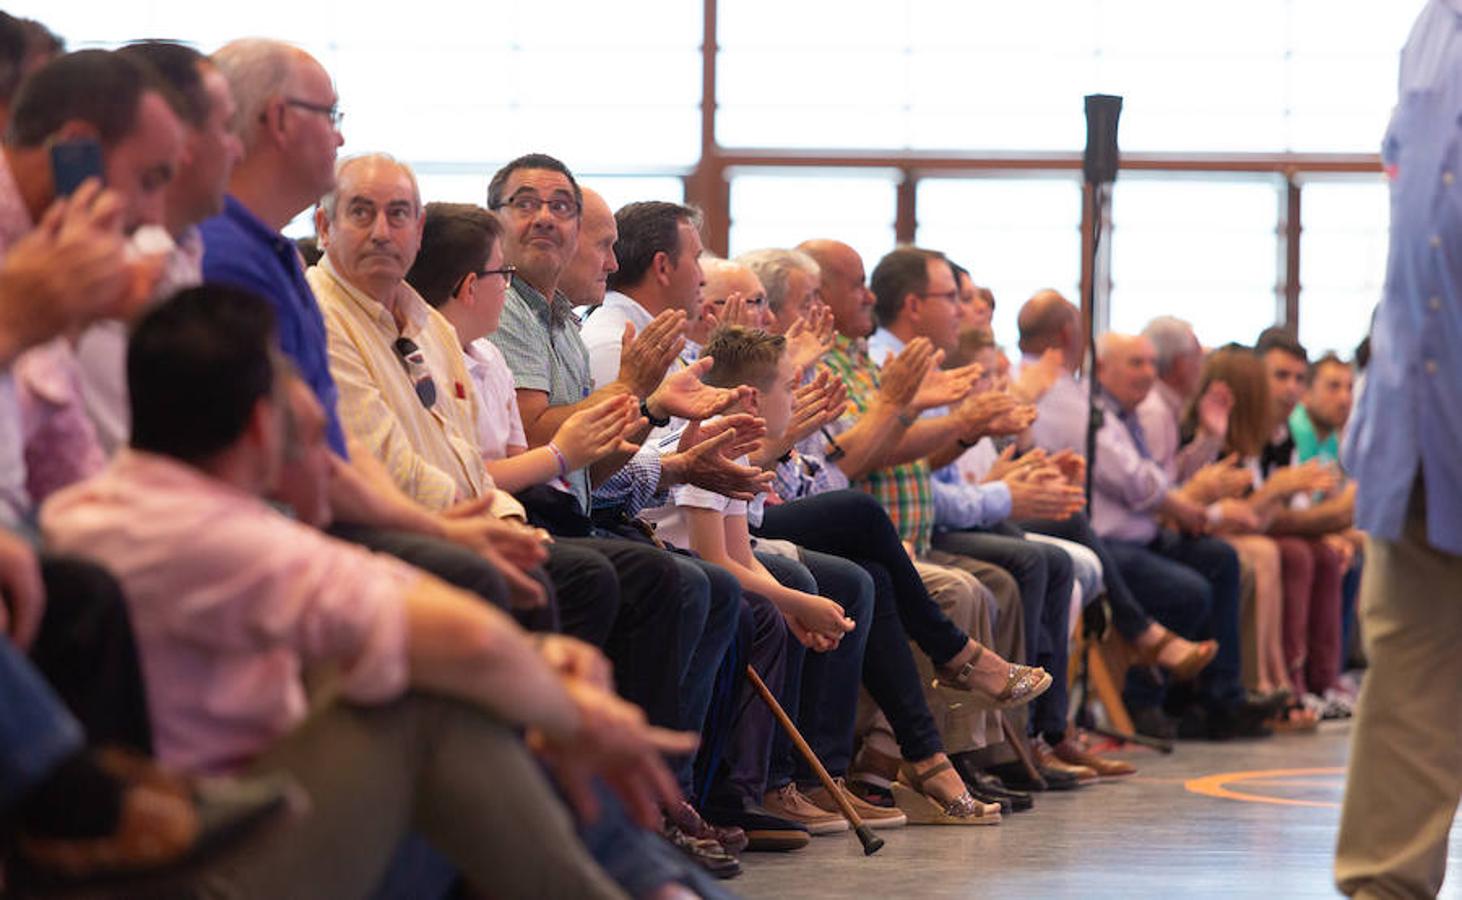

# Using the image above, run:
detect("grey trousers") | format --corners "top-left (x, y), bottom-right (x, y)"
top-left (197, 693), bottom-right (625, 900)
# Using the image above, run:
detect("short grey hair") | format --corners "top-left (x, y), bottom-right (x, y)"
top-left (735, 248), bottom-right (820, 315)
top-left (212, 38), bottom-right (310, 153)
top-left (1141, 315), bottom-right (1199, 376)
top-left (319, 153), bottom-right (421, 220)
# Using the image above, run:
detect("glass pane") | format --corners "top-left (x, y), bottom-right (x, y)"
top-left (1108, 177), bottom-right (1281, 347)
top-left (1299, 178), bottom-right (1389, 357)
top-left (17, 0), bottom-right (700, 171)
top-left (716, 0), bottom-right (1416, 153)
top-left (915, 177), bottom-right (1083, 350)
top-left (728, 171), bottom-right (897, 275)
top-left (580, 176), bottom-right (686, 214)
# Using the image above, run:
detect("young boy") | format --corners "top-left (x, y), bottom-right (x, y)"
top-left (654, 327), bottom-right (923, 833)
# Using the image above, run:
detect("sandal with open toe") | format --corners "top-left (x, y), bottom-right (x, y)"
top-left (891, 761), bottom-right (1001, 826)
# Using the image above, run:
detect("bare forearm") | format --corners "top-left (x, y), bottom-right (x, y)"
top-left (331, 447), bottom-right (446, 538)
top-left (1267, 499), bottom-right (1354, 537)
top-left (484, 447), bottom-right (561, 494)
top-left (831, 402), bottom-right (906, 481)
top-left (522, 383), bottom-right (636, 448)
top-left (925, 439), bottom-right (966, 472)
top-left (405, 577), bottom-right (579, 739)
top-left (884, 416), bottom-right (962, 468)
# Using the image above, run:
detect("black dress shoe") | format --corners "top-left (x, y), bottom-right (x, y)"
top-left (662, 821), bottom-right (742, 879)
top-left (1131, 705), bottom-right (1179, 741)
top-left (970, 772), bottom-right (1034, 812)
top-left (948, 755), bottom-right (1034, 811)
top-left (702, 799), bottom-right (809, 853)
top-left (1206, 703), bottom-right (1274, 740)
top-left (984, 760), bottom-right (1079, 792)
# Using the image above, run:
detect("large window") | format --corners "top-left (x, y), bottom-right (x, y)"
top-left (18, 1), bottom-right (703, 174)
top-left (1108, 177), bottom-right (1281, 347)
top-left (727, 171), bottom-right (897, 273)
top-left (1299, 178), bottom-right (1389, 356)
top-left (717, 0), bottom-right (1417, 153)
top-left (915, 177), bottom-right (1082, 348)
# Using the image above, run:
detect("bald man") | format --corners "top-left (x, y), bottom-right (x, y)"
top-left (694, 257), bottom-right (769, 347)
top-left (1049, 330), bottom-right (1265, 740)
top-left (560, 186), bottom-right (618, 311)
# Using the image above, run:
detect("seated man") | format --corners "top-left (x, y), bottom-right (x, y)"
top-left (864, 246), bottom-right (1103, 784)
top-left (309, 156), bottom-right (700, 788)
top-left (485, 156), bottom-right (758, 872)
top-left (42, 286), bottom-right (692, 898)
top-left (1026, 323), bottom-right (1269, 740)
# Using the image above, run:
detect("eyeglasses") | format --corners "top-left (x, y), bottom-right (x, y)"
top-left (454, 265), bottom-right (517, 295)
top-left (392, 336), bottom-right (437, 409)
top-left (495, 192), bottom-right (580, 220)
top-left (919, 289), bottom-right (960, 304)
top-left (284, 97), bottom-right (344, 129)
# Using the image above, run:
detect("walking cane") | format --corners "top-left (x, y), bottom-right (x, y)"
top-left (745, 665), bottom-right (884, 855)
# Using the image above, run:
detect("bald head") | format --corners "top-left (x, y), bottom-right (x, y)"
top-left (1017, 289), bottom-right (1083, 370)
top-left (1096, 332), bottom-right (1157, 411)
top-left (316, 153), bottom-right (423, 300)
top-left (798, 239), bottom-right (873, 339)
top-left (693, 257), bottom-right (768, 344)
top-left (559, 186), bottom-right (619, 306)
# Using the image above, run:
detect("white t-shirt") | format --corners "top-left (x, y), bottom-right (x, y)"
top-left (654, 453), bottom-right (766, 551)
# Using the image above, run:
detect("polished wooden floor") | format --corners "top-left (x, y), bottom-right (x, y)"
top-left (735, 722), bottom-right (1462, 899)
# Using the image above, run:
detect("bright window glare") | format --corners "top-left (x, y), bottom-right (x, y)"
top-left (1108, 178), bottom-right (1281, 347)
top-left (1299, 178), bottom-right (1389, 357)
top-left (717, 0), bottom-right (1419, 152)
top-left (728, 172), bottom-right (898, 275)
top-left (915, 178), bottom-right (1082, 349)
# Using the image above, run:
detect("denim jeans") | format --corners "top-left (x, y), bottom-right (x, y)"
top-left (0, 638), bottom-right (85, 817)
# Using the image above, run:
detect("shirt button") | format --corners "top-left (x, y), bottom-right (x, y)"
top-left (1431, 296), bottom-right (1443, 311)
top-left (1446, 172), bottom-right (1456, 186)
top-left (1426, 359), bottom-right (1439, 375)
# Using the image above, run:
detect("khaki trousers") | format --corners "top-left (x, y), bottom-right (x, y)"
top-left (1336, 485), bottom-right (1462, 899)
top-left (197, 693), bottom-right (625, 900)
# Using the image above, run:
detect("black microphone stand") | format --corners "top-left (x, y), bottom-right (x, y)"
top-left (1071, 96), bottom-right (1173, 754)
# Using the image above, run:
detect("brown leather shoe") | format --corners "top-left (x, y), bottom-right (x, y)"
top-left (1050, 736), bottom-right (1137, 780)
top-left (1034, 740), bottom-right (1098, 784)
top-left (666, 800), bottom-right (749, 856)
top-left (14, 750), bottom-right (300, 892)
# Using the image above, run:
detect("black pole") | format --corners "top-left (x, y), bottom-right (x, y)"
top-left (1081, 94), bottom-right (1121, 514)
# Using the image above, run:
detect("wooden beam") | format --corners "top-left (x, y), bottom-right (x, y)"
top-left (895, 168), bottom-right (917, 244)
top-left (686, 0), bottom-right (730, 255)
top-left (1282, 179), bottom-right (1302, 330)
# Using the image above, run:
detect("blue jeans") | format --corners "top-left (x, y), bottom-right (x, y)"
top-left (1021, 513), bottom-right (1155, 641)
top-left (760, 548), bottom-right (874, 788)
top-left (931, 526), bottom-right (1073, 741)
top-left (0, 638), bottom-right (84, 816)
top-left (666, 554), bottom-right (741, 794)
top-left (1106, 531), bottom-right (1244, 712)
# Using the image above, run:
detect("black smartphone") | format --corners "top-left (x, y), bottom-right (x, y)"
top-left (49, 138), bottom-right (104, 197)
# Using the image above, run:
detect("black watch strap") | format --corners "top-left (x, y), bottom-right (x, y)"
top-left (639, 397), bottom-right (670, 427)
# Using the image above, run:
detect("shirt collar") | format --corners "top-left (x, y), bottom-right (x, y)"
top-left (0, 151), bottom-right (34, 250)
top-left (512, 275), bottom-right (577, 329)
top-left (868, 327), bottom-right (907, 360)
top-left (832, 332), bottom-right (869, 360)
top-left (317, 255), bottom-right (428, 337)
top-left (602, 291), bottom-right (655, 330)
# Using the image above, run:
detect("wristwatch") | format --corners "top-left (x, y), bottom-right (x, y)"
top-left (639, 397), bottom-right (670, 428)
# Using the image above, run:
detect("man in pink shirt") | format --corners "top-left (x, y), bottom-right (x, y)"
top-left (43, 285), bottom-right (694, 898)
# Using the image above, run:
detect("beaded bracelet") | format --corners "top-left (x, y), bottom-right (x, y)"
top-left (547, 442), bottom-right (569, 478)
